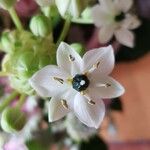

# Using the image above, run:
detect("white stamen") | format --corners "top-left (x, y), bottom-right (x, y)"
top-left (69, 54), bottom-right (75, 62)
top-left (53, 77), bottom-right (64, 84)
top-left (86, 61), bottom-right (100, 74)
top-left (83, 94), bottom-right (96, 105)
top-left (61, 99), bottom-right (68, 109)
top-left (96, 83), bottom-right (111, 88)
top-left (88, 100), bottom-right (96, 105)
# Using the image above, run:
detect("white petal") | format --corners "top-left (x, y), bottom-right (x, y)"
top-left (89, 76), bottom-right (125, 99)
top-left (99, 0), bottom-right (116, 14)
top-left (92, 5), bottom-right (112, 27)
top-left (98, 26), bottom-right (114, 43)
top-left (123, 15), bottom-right (141, 29)
top-left (30, 65), bottom-right (69, 97)
top-left (48, 97), bottom-right (69, 122)
top-left (83, 45), bottom-right (114, 76)
top-left (115, 29), bottom-right (134, 48)
top-left (114, 0), bottom-right (133, 12)
top-left (55, 0), bottom-right (69, 17)
top-left (74, 93), bottom-right (105, 128)
top-left (62, 88), bottom-right (77, 110)
top-left (57, 42), bottom-right (83, 76)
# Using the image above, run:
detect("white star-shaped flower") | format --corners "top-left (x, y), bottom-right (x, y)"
top-left (92, 0), bottom-right (141, 48)
top-left (30, 42), bottom-right (124, 128)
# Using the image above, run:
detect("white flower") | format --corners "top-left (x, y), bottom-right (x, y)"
top-left (55, 0), bottom-right (88, 19)
top-left (30, 42), bottom-right (124, 128)
top-left (92, 0), bottom-right (141, 48)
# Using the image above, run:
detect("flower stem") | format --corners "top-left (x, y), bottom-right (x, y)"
top-left (17, 94), bottom-right (27, 108)
top-left (8, 7), bottom-right (23, 31)
top-left (56, 17), bottom-right (71, 47)
top-left (0, 91), bottom-right (18, 112)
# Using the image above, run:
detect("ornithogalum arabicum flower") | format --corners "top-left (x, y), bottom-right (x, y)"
top-left (30, 42), bottom-right (124, 128)
top-left (92, 0), bottom-right (141, 48)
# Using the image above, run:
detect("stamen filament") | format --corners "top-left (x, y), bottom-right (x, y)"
top-left (61, 99), bottom-right (68, 109)
top-left (67, 78), bottom-right (73, 84)
top-left (53, 77), bottom-right (64, 84)
top-left (83, 93), bottom-right (96, 105)
top-left (88, 100), bottom-right (96, 105)
top-left (96, 83), bottom-right (111, 88)
top-left (69, 55), bottom-right (75, 62)
top-left (86, 61), bottom-right (100, 74)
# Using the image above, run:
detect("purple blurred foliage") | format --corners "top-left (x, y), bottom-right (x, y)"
top-left (136, 0), bottom-right (150, 19)
top-left (15, 0), bottom-right (38, 18)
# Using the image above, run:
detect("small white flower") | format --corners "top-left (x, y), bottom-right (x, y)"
top-left (30, 42), bottom-right (124, 128)
top-left (92, 0), bottom-right (141, 48)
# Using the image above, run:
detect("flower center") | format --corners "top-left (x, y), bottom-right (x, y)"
top-left (72, 74), bottom-right (90, 92)
top-left (115, 12), bottom-right (125, 22)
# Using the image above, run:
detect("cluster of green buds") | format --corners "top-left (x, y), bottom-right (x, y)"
top-left (1, 30), bottom-right (56, 95)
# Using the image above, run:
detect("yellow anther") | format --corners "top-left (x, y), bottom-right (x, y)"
top-left (53, 77), bottom-right (64, 84)
top-left (88, 100), bottom-right (96, 105)
top-left (61, 99), bottom-right (68, 109)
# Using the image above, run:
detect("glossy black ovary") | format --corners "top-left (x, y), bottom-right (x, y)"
top-left (72, 74), bottom-right (90, 92)
top-left (115, 12), bottom-right (125, 22)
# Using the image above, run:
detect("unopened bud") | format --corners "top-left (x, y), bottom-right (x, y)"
top-left (30, 14), bottom-right (51, 37)
top-left (1, 107), bottom-right (27, 133)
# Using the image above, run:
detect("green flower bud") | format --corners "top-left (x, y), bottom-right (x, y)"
top-left (1, 107), bottom-right (27, 133)
top-left (0, 30), bottom-right (37, 53)
top-left (1, 31), bottom-right (16, 53)
top-left (0, 0), bottom-right (17, 9)
top-left (10, 76), bottom-right (35, 95)
top-left (1, 30), bottom-right (56, 95)
top-left (55, 0), bottom-right (88, 19)
top-left (70, 43), bottom-right (85, 56)
top-left (30, 15), bottom-right (52, 37)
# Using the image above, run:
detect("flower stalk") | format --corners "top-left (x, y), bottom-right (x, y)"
top-left (56, 17), bottom-right (71, 47)
top-left (0, 91), bottom-right (18, 112)
top-left (17, 94), bottom-right (27, 108)
top-left (8, 7), bottom-right (23, 31)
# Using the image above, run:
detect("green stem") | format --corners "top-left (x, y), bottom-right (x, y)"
top-left (56, 17), bottom-right (71, 47)
top-left (8, 7), bottom-right (23, 31)
top-left (17, 94), bottom-right (27, 108)
top-left (0, 91), bottom-right (18, 112)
